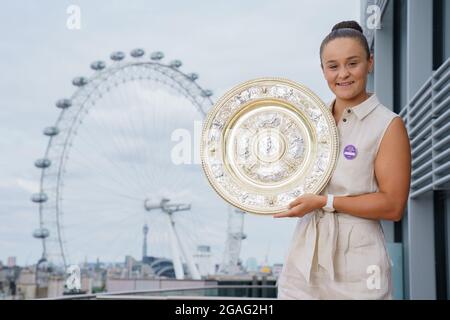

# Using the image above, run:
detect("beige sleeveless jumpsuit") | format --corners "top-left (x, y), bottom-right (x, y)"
top-left (277, 93), bottom-right (398, 299)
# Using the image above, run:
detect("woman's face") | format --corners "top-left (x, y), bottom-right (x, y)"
top-left (321, 37), bottom-right (373, 101)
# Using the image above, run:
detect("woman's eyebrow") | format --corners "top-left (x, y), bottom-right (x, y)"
top-left (325, 56), bottom-right (360, 64)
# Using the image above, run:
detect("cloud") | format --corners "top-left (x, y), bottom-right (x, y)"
top-left (16, 178), bottom-right (40, 194)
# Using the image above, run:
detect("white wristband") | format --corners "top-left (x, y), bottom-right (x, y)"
top-left (323, 194), bottom-right (335, 212)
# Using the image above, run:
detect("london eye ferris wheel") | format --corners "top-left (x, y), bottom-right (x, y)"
top-left (31, 48), bottom-right (238, 279)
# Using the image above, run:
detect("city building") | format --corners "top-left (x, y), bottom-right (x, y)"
top-left (7, 257), bottom-right (16, 268)
top-left (193, 245), bottom-right (215, 277)
top-left (245, 257), bottom-right (258, 273)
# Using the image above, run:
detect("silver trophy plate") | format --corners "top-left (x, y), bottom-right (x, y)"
top-left (201, 78), bottom-right (339, 215)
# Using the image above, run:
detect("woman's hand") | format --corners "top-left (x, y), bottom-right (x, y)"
top-left (273, 194), bottom-right (326, 218)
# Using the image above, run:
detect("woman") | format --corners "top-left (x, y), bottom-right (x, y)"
top-left (274, 20), bottom-right (411, 299)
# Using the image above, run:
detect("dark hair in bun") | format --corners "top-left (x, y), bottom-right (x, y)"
top-left (320, 20), bottom-right (370, 66)
top-left (331, 20), bottom-right (364, 33)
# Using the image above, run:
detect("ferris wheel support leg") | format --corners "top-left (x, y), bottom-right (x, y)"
top-left (171, 217), bottom-right (201, 280)
top-left (167, 215), bottom-right (184, 280)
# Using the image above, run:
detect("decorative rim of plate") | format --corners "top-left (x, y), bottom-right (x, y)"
top-left (200, 77), bottom-right (339, 215)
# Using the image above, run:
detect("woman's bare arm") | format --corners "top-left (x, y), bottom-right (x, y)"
top-left (274, 117), bottom-right (411, 221)
top-left (332, 117), bottom-right (411, 221)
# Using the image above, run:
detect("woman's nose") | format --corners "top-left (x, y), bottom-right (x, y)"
top-left (338, 67), bottom-right (350, 79)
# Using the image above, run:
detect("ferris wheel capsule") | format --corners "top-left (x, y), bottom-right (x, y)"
top-left (33, 228), bottom-right (50, 239)
top-left (201, 89), bottom-right (213, 97)
top-left (187, 73), bottom-right (199, 81)
top-left (72, 77), bottom-right (88, 87)
top-left (35, 158), bottom-right (51, 168)
top-left (43, 126), bottom-right (60, 136)
top-left (169, 60), bottom-right (182, 68)
top-left (90, 61), bottom-right (106, 71)
top-left (130, 48), bottom-right (145, 58)
top-left (31, 192), bottom-right (48, 203)
top-left (110, 51), bottom-right (125, 61)
top-left (150, 51), bottom-right (164, 60)
top-left (56, 99), bottom-right (72, 109)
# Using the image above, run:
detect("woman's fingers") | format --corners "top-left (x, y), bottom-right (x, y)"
top-left (288, 195), bottom-right (305, 208)
top-left (274, 203), bottom-right (307, 218)
top-left (273, 212), bottom-right (294, 218)
top-left (290, 203), bottom-right (307, 216)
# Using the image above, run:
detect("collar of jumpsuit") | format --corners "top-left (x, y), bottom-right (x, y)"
top-left (294, 93), bottom-right (380, 284)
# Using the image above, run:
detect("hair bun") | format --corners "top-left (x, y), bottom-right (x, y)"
top-left (331, 20), bottom-right (363, 33)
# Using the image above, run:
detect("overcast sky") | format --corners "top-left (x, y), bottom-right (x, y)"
top-left (0, 0), bottom-right (360, 269)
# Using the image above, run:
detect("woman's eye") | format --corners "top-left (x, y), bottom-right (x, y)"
top-left (349, 62), bottom-right (358, 66)
top-left (328, 65), bottom-right (337, 69)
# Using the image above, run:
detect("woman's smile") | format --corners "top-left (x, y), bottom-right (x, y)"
top-left (336, 80), bottom-right (355, 87)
